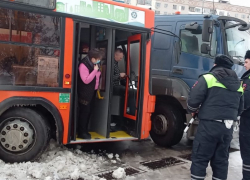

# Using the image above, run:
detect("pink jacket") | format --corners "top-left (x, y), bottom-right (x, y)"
top-left (79, 63), bottom-right (101, 90)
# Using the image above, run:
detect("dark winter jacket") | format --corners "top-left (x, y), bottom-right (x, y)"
top-left (241, 70), bottom-right (250, 117)
top-left (187, 66), bottom-right (244, 121)
top-left (113, 60), bottom-right (120, 86)
top-left (77, 56), bottom-right (96, 104)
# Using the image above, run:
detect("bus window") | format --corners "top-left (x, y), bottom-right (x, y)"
top-left (3, 0), bottom-right (55, 9)
top-left (10, 10), bottom-right (60, 46)
top-left (125, 40), bottom-right (139, 118)
top-left (0, 8), bottom-right (61, 87)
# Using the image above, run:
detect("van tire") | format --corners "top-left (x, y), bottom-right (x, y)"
top-left (150, 104), bottom-right (184, 147)
top-left (0, 108), bottom-right (51, 163)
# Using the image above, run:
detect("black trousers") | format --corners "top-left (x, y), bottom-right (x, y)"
top-left (191, 120), bottom-right (233, 180)
top-left (240, 115), bottom-right (250, 180)
top-left (78, 91), bottom-right (96, 134)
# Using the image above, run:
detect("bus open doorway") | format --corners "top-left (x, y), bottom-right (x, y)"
top-left (70, 22), bottom-right (144, 143)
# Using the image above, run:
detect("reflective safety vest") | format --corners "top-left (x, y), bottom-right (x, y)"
top-left (203, 74), bottom-right (244, 95)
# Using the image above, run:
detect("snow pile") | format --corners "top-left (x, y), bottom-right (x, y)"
top-left (112, 167), bottom-right (126, 179)
top-left (107, 153), bottom-right (121, 163)
top-left (115, 154), bottom-right (121, 162)
top-left (0, 140), bottom-right (111, 180)
top-left (107, 153), bottom-right (113, 159)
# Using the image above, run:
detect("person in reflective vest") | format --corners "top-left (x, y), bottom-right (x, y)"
top-left (187, 54), bottom-right (244, 180)
top-left (240, 50), bottom-right (250, 180)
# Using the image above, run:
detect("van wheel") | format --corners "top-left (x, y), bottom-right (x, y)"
top-left (0, 108), bottom-right (50, 163)
top-left (150, 104), bottom-right (184, 147)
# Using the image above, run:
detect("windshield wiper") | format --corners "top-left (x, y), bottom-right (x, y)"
top-left (234, 39), bottom-right (245, 48)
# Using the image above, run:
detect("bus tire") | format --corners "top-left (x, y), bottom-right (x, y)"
top-left (0, 108), bottom-right (51, 163)
top-left (150, 104), bottom-right (184, 147)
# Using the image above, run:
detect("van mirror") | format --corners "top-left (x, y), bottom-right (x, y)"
top-left (201, 43), bottom-right (211, 54)
top-left (185, 22), bottom-right (202, 34)
top-left (238, 24), bottom-right (250, 31)
top-left (202, 19), bottom-right (213, 42)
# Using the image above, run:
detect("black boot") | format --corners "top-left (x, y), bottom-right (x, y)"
top-left (78, 132), bottom-right (91, 139)
top-left (78, 103), bottom-right (91, 139)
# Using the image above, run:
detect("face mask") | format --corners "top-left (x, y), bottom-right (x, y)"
top-left (94, 60), bottom-right (101, 64)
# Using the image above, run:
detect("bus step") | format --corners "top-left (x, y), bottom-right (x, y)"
top-left (76, 132), bottom-right (105, 140)
top-left (109, 131), bottom-right (133, 138)
top-left (76, 131), bottom-right (133, 140)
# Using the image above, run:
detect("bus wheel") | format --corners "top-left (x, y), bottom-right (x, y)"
top-left (150, 104), bottom-right (184, 147)
top-left (0, 108), bottom-right (50, 163)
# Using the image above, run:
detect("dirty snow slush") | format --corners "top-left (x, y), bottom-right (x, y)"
top-left (0, 140), bottom-right (126, 180)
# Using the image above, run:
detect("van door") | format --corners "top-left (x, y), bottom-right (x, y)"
top-left (150, 22), bottom-right (175, 95)
top-left (171, 21), bottom-right (215, 87)
top-left (124, 34), bottom-right (141, 121)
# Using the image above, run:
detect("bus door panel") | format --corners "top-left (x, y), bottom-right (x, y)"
top-left (124, 34), bottom-right (141, 120)
top-left (72, 22), bottom-right (81, 141)
top-left (88, 28), bottom-right (114, 137)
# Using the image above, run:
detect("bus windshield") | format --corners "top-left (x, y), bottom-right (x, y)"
top-left (225, 21), bottom-right (250, 65)
top-left (4, 0), bottom-right (55, 9)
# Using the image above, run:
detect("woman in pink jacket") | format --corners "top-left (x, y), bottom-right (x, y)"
top-left (77, 48), bottom-right (103, 139)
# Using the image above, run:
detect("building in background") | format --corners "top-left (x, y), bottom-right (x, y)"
top-left (123, 0), bottom-right (250, 22)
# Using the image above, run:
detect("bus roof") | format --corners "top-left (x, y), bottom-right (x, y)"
top-left (4, 0), bottom-right (154, 29)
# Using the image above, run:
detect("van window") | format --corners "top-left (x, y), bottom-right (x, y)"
top-left (226, 21), bottom-right (250, 60)
top-left (180, 25), bottom-right (217, 57)
top-left (153, 25), bottom-right (172, 50)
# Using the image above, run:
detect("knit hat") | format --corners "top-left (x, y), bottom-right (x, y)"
top-left (214, 54), bottom-right (234, 69)
top-left (245, 50), bottom-right (250, 60)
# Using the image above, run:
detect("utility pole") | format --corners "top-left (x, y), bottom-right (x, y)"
top-left (202, 0), bottom-right (205, 14)
top-left (212, 0), bottom-right (215, 15)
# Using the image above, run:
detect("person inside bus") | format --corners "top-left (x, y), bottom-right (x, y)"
top-left (113, 48), bottom-right (126, 86)
top-left (77, 48), bottom-right (103, 139)
top-left (111, 48), bottom-right (127, 131)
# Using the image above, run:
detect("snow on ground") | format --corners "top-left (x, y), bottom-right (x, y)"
top-left (112, 167), bottom-right (126, 179)
top-left (0, 140), bottom-right (125, 180)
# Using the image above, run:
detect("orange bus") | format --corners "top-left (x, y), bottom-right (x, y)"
top-left (0, 0), bottom-right (155, 162)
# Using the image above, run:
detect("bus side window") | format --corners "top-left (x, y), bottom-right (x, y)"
top-left (0, 8), bottom-right (61, 87)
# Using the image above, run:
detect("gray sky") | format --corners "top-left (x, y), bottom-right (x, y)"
top-left (230, 0), bottom-right (250, 7)
top-left (205, 0), bottom-right (250, 7)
